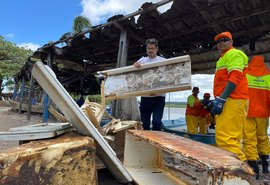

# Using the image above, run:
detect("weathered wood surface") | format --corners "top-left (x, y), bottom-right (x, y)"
top-left (31, 62), bottom-right (132, 183)
top-left (0, 132), bottom-right (96, 185)
top-left (0, 123), bottom-right (73, 141)
top-left (124, 130), bottom-right (257, 185)
top-left (100, 55), bottom-right (191, 100)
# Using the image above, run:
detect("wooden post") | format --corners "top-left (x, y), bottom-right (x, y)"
top-left (27, 76), bottom-right (34, 120)
top-left (112, 27), bottom-right (128, 118)
top-left (112, 27), bottom-right (140, 120)
top-left (42, 53), bottom-right (53, 123)
top-left (18, 77), bottom-right (25, 114)
top-left (116, 27), bottom-right (129, 68)
top-left (12, 77), bottom-right (18, 100)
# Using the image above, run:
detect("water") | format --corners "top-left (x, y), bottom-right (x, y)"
top-left (163, 107), bottom-right (185, 120)
top-left (163, 107), bottom-right (270, 134)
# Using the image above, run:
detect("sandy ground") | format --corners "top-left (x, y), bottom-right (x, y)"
top-left (0, 105), bottom-right (43, 151)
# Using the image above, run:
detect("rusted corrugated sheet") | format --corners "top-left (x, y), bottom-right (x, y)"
top-left (0, 132), bottom-right (96, 185)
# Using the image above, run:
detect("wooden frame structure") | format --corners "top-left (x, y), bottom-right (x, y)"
top-left (100, 55), bottom-right (192, 100)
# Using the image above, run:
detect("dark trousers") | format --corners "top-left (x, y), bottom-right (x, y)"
top-left (140, 96), bottom-right (165, 131)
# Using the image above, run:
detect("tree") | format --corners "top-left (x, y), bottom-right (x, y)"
top-left (0, 36), bottom-right (33, 93)
top-left (72, 16), bottom-right (92, 34)
top-left (60, 16), bottom-right (91, 41)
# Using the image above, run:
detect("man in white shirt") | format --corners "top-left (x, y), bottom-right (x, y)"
top-left (134, 38), bottom-right (165, 131)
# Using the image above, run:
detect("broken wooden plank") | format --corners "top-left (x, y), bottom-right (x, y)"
top-left (124, 130), bottom-right (257, 185)
top-left (0, 123), bottom-right (73, 141)
top-left (99, 55), bottom-right (191, 99)
top-left (0, 132), bottom-right (96, 185)
top-left (48, 106), bottom-right (67, 122)
top-left (84, 106), bottom-right (105, 135)
top-left (31, 62), bottom-right (132, 183)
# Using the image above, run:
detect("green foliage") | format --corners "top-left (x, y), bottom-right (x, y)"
top-left (0, 36), bottom-right (33, 79)
top-left (72, 16), bottom-right (92, 34)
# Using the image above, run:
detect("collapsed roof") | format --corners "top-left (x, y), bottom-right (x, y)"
top-left (28, 0), bottom-right (270, 94)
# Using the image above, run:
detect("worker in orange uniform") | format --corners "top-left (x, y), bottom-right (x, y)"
top-left (198, 93), bottom-right (212, 134)
top-left (208, 32), bottom-right (249, 164)
top-left (185, 87), bottom-right (201, 134)
top-left (243, 55), bottom-right (270, 177)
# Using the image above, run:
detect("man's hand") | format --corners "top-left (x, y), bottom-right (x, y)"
top-left (207, 97), bottom-right (226, 115)
top-left (133, 61), bottom-right (142, 68)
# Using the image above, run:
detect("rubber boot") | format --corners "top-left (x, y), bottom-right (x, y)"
top-left (247, 160), bottom-right (259, 180)
top-left (260, 155), bottom-right (269, 174)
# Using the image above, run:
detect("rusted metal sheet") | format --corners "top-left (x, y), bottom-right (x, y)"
top-left (99, 55), bottom-right (191, 100)
top-left (0, 132), bottom-right (96, 185)
top-left (124, 130), bottom-right (257, 185)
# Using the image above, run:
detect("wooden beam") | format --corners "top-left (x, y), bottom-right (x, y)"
top-left (39, 0), bottom-right (174, 50)
top-left (164, 6), bottom-right (270, 40)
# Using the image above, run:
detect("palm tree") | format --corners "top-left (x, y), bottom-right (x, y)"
top-left (72, 16), bottom-right (92, 34)
top-left (60, 16), bottom-right (91, 41)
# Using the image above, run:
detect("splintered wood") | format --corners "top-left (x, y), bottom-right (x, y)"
top-left (99, 55), bottom-right (192, 100)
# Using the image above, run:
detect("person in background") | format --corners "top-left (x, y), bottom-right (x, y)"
top-left (243, 55), bottom-right (270, 177)
top-left (198, 93), bottom-right (212, 134)
top-left (185, 87), bottom-right (201, 134)
top-left (133, 38), bottom-right (165, 131)
top-left (76, 96), bottom-right (85, 107)
top-left (208, 31), bottom-right (250, 168)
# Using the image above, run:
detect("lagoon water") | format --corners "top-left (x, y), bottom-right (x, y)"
top-left (163, 107), bottom-right (185, 120)
top-left (163, 107), bottom-right (270, 133)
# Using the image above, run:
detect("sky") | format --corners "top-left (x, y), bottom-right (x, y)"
top-left (0, 0), bottom-right (214, 101)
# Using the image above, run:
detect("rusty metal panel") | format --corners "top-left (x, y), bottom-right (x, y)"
top-left (125, 130), bottom-right (257, 185)
top-left (0, 132), bottom-right (96, 185)
top-left (99, 55), bottom-right (191, 100)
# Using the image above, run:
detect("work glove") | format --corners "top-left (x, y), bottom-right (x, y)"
top-left (207, 97), bottom-right (226, 115)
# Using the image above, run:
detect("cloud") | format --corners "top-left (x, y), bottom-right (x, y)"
top-left (17, 42), bottom-right (41, 51)
top-left (6, 33), bottom-right (15, 39)
top-left (80, 0), bottom-right (172, 25)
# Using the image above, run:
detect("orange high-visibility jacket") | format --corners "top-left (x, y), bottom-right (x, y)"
top-left (198, 103), bottom-right (210, 118)
top-left (246, 55), bottom-right (270, 118)
top-left (185, 95), bottom-right (201, 116)
top-left (214, 48), bottom-right (249, 99)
